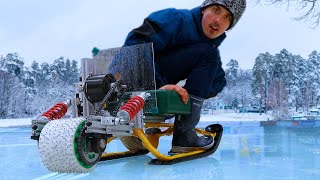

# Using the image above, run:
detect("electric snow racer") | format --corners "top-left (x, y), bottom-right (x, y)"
top-left (31, 43), bottom-right (223, 173)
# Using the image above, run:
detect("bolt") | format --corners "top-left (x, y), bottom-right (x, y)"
top-left (32, 125), bottom-right (38, 130)
top-left (86, 122), bottom-right (92, 126)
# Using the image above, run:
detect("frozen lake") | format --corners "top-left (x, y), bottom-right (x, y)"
top-left (1, 120), bottom-right (320, 179)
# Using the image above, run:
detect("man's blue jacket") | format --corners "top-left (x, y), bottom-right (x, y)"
top-left (123, 7), bottom-right (226, 98)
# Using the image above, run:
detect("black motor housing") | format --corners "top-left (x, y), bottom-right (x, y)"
top-left (84, 74), bottom-right (116, 103)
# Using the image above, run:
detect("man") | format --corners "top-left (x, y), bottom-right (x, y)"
top-left (123, 0), bottom-right (246, 153)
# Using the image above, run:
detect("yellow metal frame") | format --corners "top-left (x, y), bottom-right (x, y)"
top-left (100, 122), bottom-right (217, 162)
top-left (101, 151), bottom-right (136, 158)
top-left (137, 122), bottom-right (216, 161)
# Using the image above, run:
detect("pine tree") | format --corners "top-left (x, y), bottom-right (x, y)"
top-left (252, 52), bottom-right (274, 114)
top-left (291, 55), bottom-right (306, 111)
top-left (305, 51), bottom-right (320, 109)
top-left (225, 59), bottom-right (239, 88)
top-left (71, 60), bottom-right (80, 83)
top-left (2, 53), bottom-right (25, 79)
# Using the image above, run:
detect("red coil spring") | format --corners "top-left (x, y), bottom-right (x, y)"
top-left (42, 102), bottom-right (68, 120)
top-left (120, 96), bottom-right (145, 121)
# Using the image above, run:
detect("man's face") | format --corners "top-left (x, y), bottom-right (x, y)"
top-left (201, 5), bottom-right (232, 39)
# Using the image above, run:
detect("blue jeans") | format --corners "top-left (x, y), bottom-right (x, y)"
top-left (155, 43), bottom-right (220, 98)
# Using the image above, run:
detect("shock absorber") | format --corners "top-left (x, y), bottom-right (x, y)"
top-left (116, 92), bottom-right (151, 124)
top-left (42, 102), bottom-right (69, 120)
top-left (31, 101), bottom-right (70, 140)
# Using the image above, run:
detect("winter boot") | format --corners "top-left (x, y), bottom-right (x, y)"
top-left (170, 95), bottom-right (213, 154)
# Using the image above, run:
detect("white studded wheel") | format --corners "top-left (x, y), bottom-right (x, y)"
top-left (38, 118), bottom-right (99, 173)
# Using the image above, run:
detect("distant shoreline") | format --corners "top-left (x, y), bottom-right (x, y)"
top-left (0, 112), bottom-right (272, 128)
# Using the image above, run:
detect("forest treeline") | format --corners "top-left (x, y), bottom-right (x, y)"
top-left (1, 49), bottom-right (320, 119)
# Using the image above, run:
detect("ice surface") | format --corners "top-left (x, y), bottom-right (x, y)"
top-left (1, 120), bottom-right (320, 179)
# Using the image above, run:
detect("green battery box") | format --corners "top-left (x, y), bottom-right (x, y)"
top-left (145, 90), bottom-right (191, 115)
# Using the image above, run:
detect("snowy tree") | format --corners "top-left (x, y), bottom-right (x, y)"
top-left (257, 50), bottom-right (296, 114)
top-left (291, 55), bottom-right (307, 111)
top-left (51, 57), bottom-right (66, 83)
top-left (237, 69), bottom-right (254, 112)
top-left (70, 60), bottom-right (80, 83)
top-left (268, 78), bottom-right (290, 120)
top-left (218, 59), bottom-right (240, 109)
top-left (0, 53), bottom-right (30, 117)
top-left (252, 52), bottom-right (274, 114)
top-left (34, 58), bottom-right (79, 113)
top-left (1, 53), bottom-right (25, 79)
top-left (273, 50), bottom-right (295, 102)
top-left (0, 55), bottom-right (4, 70)
top-left (217, 87), bottom-right (234, 109)
top-left (0, 52), bottom-right (80, 118)
top-left (0, 71), bottom-right (25, 118)
top-left (39, 62), bottom-right (52, 86)
top-left (225, 59), bottom-right (239, 88)
top-left (304, 50), bottom-right (320, 109)
top-left (216, 66), bottom-right (253, 112)
top-left (31, 61), bottom-right (41, 83)
top-left (25, 62), bottom-right (53, 114)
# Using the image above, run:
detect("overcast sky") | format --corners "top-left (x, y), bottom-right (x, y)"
top-left (1, 0), bottom-right (319, 69)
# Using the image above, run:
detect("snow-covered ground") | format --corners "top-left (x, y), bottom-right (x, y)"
top-left (0, 112), bottom-right (273, 128)
top-left (0, 118), bottom-right (32, 127)
top-left (201, 111), bottom-right (272, 122)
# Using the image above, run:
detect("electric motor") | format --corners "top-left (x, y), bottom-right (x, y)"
top-left (84, 74), bottom-right (116, 103)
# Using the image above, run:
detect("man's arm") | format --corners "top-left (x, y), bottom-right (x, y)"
top-left (124, 18), bottom-right (161, 46)
top-left (124, 8), bottom-right (185, 53)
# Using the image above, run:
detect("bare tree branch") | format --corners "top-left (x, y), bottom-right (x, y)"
top-left (257, 0), bottom-right (319, 28)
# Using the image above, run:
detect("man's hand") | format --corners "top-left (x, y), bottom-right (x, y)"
top-left (159, 84), bottom-right (189, 104)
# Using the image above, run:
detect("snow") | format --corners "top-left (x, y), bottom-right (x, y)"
top-left (0, 112), bottom-right (273, 128)
top-left (0, 118), bottom-right (31, 127)
top-left (201, 111), bottom-right (273, 122)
